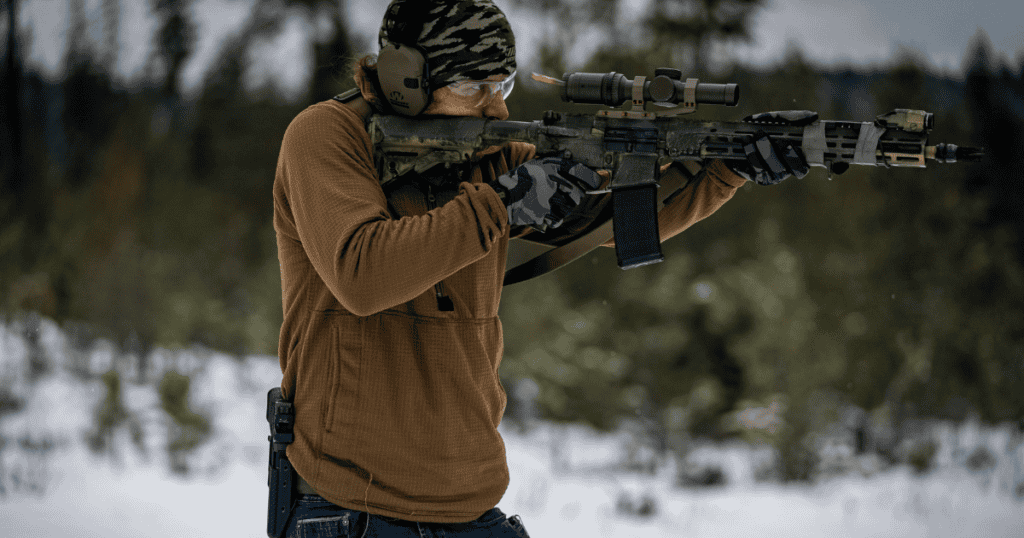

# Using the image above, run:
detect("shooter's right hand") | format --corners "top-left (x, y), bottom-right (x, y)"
top-left (488, 156), bottom-right (602, 230)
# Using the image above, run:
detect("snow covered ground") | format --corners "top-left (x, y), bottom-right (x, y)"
top-left (1, 315), bottom-right (1022, 537)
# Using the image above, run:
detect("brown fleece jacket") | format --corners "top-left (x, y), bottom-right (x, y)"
top-left (273, 98), bottom-right (746, 523)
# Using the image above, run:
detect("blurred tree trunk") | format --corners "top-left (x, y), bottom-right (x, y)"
top-left (151, 0), bottom-right (196, 100)
top-left (102, 0), bottom-right (120, 75)
top-left (2, 0), bottom-right (23, 200)
top-left (63, 0), bottom-right (120, 187)
top-left (306, 4), bottom-right (351, 105)
top-left (642, 0), bottom-right (760, 73)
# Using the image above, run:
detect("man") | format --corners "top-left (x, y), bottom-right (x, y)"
top-left (272, 1), bottom-right (805, 536)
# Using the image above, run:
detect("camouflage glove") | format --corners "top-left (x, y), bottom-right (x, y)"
top-left (727, 131), bottom-right (810, 185)
top-left (727, 111), bottom-right (813, 185)
top-left (489, 156), bottom-right (602, 230)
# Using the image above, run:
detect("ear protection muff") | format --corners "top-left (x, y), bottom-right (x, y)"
top-left (377, 43), bottom-right (431, 116)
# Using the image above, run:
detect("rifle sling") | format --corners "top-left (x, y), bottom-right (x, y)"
top-left (503, 162), bottom-right (697, 286)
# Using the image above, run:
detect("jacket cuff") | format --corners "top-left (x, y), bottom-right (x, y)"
top-left (459, 182), bottom-right (509, 238)
top-left (706, 159), bottom-right (748, 189)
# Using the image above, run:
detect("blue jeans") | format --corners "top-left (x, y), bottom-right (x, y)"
top-left (285, 494), bottom-right (531, 538)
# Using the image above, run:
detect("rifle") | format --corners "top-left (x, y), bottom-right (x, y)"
top-left (367, 68), bottom-right (984, 284)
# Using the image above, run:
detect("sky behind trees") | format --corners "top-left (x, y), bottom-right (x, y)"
top-left (9, 0), bottom-right (1024, 100)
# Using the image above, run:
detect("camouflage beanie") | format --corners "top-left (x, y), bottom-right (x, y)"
top-left (379, 0), bottom-right (516, 90)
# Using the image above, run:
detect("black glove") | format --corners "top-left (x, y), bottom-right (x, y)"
top-left (489, 156), bottom-right (602, 230)
top-left (727, 111), bottom-right (813, 185)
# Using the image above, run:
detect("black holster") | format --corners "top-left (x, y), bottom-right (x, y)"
top-left (267, 387), bottom-right (296, 538)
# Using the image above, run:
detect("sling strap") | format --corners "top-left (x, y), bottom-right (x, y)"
top-left (332, 88), bottom-right (374, 125)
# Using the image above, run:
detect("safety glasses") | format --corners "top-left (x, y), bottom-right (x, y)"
top-left (445, 71), bottom-right (516, 106)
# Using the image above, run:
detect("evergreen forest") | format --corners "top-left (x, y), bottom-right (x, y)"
top-left (2, 0), bottom-right (1023, 481)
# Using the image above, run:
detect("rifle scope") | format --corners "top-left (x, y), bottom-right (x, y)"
top-left (562, 68), bottom-right (739, 108)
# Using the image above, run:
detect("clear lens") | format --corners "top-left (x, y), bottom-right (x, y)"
top-left (447, 71), bottom-right (516, 106)
top-left (502, 75), bottom-right (515, 99)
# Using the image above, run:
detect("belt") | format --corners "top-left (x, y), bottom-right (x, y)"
top-left (297, 473), bottom-right (318, 495)
top-left (294, 473), bottom-right (504, 529)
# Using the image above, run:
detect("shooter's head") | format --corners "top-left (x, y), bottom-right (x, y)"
top-left (374, 0), bottom-right (517, 118)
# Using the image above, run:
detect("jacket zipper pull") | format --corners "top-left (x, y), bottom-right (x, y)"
top-left (426, 185), bottom-right (455, 312)
top-left (427, 185), bottom-right (437, 207)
